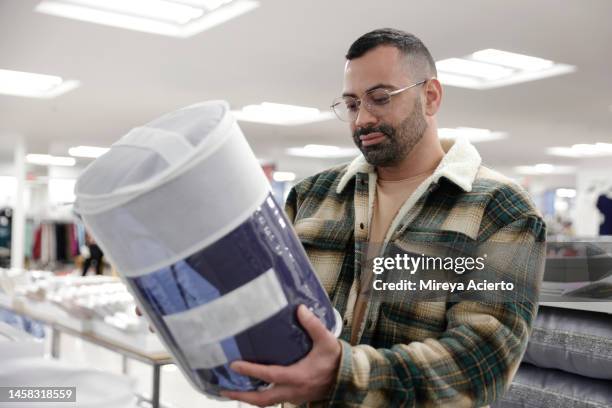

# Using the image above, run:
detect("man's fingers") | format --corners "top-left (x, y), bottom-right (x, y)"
top-left (297, 305), bottom-right (331, 345)
top-left (230, 361), bottom-right (288, 384)
top-left (221, 384), bottom-right (292, 407)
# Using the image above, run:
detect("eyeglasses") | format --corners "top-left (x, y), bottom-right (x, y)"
top-left (330, 79), bottom-right (427, 122)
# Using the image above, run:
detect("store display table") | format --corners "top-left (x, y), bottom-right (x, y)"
top-left (0, 293), bottom-right (173, 408)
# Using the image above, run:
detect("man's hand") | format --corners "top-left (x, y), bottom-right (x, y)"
top-left (220, 305), bottom-right (342, 407)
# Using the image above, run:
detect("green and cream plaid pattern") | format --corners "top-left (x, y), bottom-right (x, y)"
top-left (285, 137), bottom-right (546, 407)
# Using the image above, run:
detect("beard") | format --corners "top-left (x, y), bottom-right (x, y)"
top-left (352, 97), bottom-right (428, 167)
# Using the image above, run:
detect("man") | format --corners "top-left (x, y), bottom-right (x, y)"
top-left (222, 28), bottom-right (546, 407)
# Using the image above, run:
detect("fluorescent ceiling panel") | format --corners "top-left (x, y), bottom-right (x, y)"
top-left (232, 102), bottom-right (334, 126)
top-left (68, 145), bottom-right (110, 158)
top-left (26, 154), bottom-right (76, 167)
top-left (436, 49), bottom-right (575, 89)
top-left (547, 143), bottom-right (612, 158)
top-left (35, 0), bottom-right (259, 38)
top-left (514, 163), bottom-right (575, 175)
top-left (471, 49), bottom-right (554, 71)
top-left (438, 127), bottom-right (507, 143)
top-left (286, 144), bottom-right (359, 159)
top-left (436, 58), bottom-right (514, 81)
top-left (0, 68), bottom-right (79, 99)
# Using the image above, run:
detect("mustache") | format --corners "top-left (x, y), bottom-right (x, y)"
top-left (353, 124), bottom-right (395, 140)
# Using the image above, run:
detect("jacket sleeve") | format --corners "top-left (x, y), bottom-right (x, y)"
top-left (327, 214), bottom-right (546, 407)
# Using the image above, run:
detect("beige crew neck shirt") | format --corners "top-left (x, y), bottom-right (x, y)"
top-left (350, 171), bottom-right (433, 344)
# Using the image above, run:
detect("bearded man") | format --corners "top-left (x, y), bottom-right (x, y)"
top-left (223, 28), bottom-right (546, 408)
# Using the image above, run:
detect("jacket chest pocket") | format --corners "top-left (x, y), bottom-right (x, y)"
top-left (389, 229), bottom-right (479, 270)
top-left (293, 217), bottom-right (354, 296)
top-left (294, 217), bottom-right (354, 251)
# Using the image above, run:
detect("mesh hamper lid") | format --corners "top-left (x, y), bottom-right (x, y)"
top-left (74, 100), bottom-right (271, 276)
top-left (76, 101), bottom-right (230, 212)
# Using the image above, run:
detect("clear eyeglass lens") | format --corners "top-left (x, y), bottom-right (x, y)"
top-left (331, 89), bottom-right (393, 121)
top-left (332, 98), bottom-right (357, 121)
top-left (344, 98), bottom-right (359, 113)
top-left (365, 89), bottom-right (392, 107)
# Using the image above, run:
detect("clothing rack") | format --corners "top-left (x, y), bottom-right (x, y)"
top-left (30, 219), bottom-right (86, 270)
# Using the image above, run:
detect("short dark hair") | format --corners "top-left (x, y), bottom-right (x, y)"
top-left (346, 28), bottom-right (437, 78)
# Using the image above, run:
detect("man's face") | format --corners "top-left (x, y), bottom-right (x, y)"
top-left (342, 46), bottom-right (428, 167)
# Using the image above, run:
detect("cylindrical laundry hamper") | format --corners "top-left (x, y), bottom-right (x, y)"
top-left (74, 100), bottom-right (340, 397)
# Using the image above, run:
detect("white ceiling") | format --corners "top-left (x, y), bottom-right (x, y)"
top-left (0, 0), bottom-right (611, 180)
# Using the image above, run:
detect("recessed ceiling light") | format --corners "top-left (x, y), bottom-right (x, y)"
top-left (272, 171), bottom-right (296, 182)
top-left (471, 49), bottom-right (554, 71)
top-left (232, 103), bottom-right (334, 126)
top-left (437, 58), bottom-right (514, 81)
top-left (438, 127), bottom-right (507, 143)
top-left (35, 0), bottom-right (259, 38)
top-left (68, 145), bottom-right (110, 158)
top-left (436, 49), bottom-right (575, 89)
top-left (514, 163), bottom-right (575, 175)
top-left (534, 163), bottom-right (555, 173)
top-left (286, 144), bottom-right (359, 159)
top-left (0, 68), bottom-right (79, 98)
top-left (547, 143), bottom-right (612, 158)
top-left (26, 154), bottom-right (76, 167)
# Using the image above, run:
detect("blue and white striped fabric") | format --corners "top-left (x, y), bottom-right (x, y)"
top-left (74, 101), bottom-right (338, 397)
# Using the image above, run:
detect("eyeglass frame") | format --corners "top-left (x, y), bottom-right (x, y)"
top-left (330, 79), bottom-right (429, 122)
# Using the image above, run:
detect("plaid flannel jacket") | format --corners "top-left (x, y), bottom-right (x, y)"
top-left (285, 137), bottom-right (546, 407)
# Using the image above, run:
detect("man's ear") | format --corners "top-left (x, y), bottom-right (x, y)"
top-left (423, 78), bottom-right (442, 116)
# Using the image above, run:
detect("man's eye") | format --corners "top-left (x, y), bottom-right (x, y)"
top-left (369, 93), bottom-right (389, 105)
top-left (345, 101), bottom-right (359, 111)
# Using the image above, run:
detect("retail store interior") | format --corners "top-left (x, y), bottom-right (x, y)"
top-left (0, 1), bottom-right (611, 407)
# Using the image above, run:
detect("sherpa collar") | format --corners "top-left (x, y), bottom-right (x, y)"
top-left (336, 136), bottom-right (482, 194)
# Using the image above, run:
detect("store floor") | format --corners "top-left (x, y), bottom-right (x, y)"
top-left (50, 328), bottom-right (260, 408)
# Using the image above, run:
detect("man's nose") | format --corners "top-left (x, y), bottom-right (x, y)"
top-left (354, 104), bottom-right (378, 128)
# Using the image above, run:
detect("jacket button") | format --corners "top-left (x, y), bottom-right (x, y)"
top-left (359, 223), bottom-right (365, 229)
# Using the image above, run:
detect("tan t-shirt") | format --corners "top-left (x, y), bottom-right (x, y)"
top-left (350, 171), bottom-right (432, 344)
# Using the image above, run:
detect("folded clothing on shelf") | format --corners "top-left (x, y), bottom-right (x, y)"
top-left (492, 363), bottom-right (612, 408)
top-left (523, 305), bottom-right (612, 380)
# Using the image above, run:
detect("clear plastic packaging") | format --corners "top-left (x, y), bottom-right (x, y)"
top-left (74, 101), bottom-right (340, 397)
